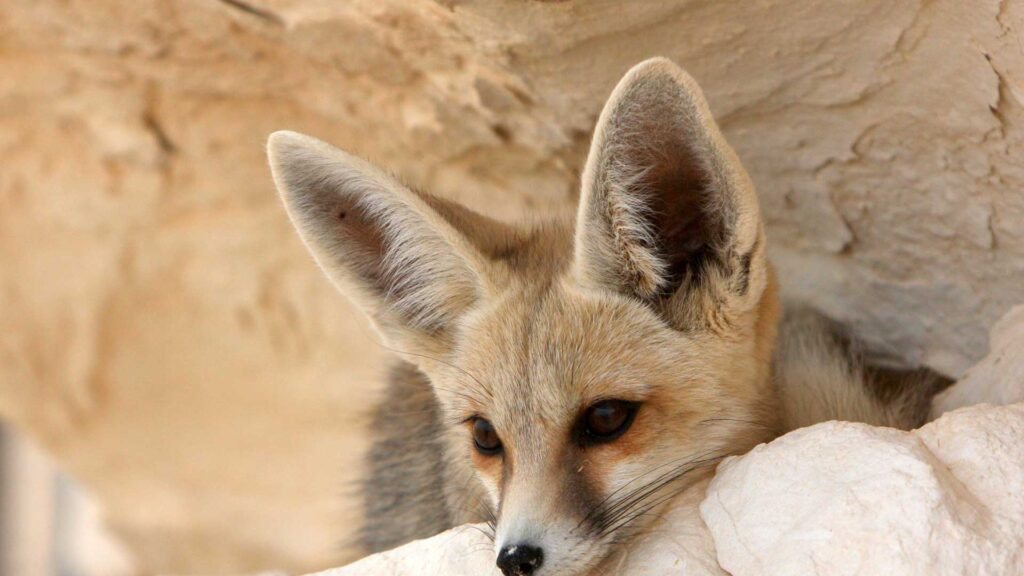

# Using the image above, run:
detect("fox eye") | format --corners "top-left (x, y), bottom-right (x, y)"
top-left (472, 418), bottom-right (502, 455)
top-left (581, 400), bottom-right (638, 444)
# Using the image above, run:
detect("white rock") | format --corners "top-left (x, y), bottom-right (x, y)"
top-left (700, 404), bottom-right (1024, 576)
top-left (931, 305), bottom-right (1024, 418)
top-left (310, 525), bottom-right (498, 576)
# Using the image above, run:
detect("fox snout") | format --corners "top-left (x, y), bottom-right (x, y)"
top-left (495, 517), bottom-right (594, 576)
top-left (489, 448), bottom-right (610, 576)
top-left (496, 543), bottom-right (544, 576)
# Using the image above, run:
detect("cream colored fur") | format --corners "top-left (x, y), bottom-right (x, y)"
top-left (774, 307), bottom-right (934, 430)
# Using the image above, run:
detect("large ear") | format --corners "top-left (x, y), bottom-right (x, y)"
top-left (573, 57), bottom-right (768, 328)
top-left (267, 131), bottom-right (508, 350)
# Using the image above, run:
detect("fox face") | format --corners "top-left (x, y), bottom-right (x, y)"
top-left (269, 58), bottom-right (779, 576)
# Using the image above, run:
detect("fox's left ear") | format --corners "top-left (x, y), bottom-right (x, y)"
top-left (573, 57), bottom-right (768, 328)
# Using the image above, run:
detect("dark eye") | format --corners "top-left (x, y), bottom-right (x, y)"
top-left (581, 400), bottom-right (638, 444)
top-left (472, 418), bottom-right (502, 455)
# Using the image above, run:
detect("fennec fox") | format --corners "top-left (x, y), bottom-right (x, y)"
top-left (268, 58), bottom-right (937, 576)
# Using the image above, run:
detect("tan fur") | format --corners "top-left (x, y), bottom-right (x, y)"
top-left (267, 58), bottom-right (930, 576)
top-left (773, 306), bottom-right (940, 431)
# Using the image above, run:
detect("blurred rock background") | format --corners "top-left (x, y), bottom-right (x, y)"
top-left (0, 0), bottom-right (1022, 574)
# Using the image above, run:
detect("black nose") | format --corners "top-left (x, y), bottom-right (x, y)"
top-left (496, 543), bottom-right (544, 576)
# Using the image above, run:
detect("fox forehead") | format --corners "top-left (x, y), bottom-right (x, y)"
top-left (438, 280), bottom-right (708, 428)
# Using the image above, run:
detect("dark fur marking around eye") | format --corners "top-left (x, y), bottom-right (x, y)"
top-left (495, 446), bottom-right (515, 520)
top-left (563, 450), bottom-right (603, 535)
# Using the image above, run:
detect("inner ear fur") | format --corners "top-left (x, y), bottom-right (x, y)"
top-left (573, 57), bottom-right (767, 325)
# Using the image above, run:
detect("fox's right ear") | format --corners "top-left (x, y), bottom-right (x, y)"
top-left (267, 131), bottom-right (502, 352)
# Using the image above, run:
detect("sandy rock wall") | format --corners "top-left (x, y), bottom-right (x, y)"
top-left (1, 0), bottom-right (1023, 573)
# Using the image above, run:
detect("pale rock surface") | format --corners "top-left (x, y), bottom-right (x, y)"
top-left (932, 304), bottom-right (1024, 418)
top-left (702, 404), bottom-right (1024, 576)
top-left (313, 525), bottom-right (497, 576)
top-left (3, 0), bottom-right (1024, 572)
top-left (324, 405), bottom-right (1023, 576)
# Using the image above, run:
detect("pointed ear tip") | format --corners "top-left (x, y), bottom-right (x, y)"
top-left (265, 131), bottom-right (331, 203)
top-left (627, 57), bottom-right (698, 87)
top-left (267, 130), bottom-right (314, 161)
top-left (632, 56), bottom-right (679, 72)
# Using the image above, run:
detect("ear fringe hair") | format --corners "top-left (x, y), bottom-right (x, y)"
top-left (602, 155), bottom-right (666, 297)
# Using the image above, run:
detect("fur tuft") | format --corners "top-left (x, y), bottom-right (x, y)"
top-left (359, 363), bottom-right (454, 553)
top-left (774, 306), bottom-right (946, 431)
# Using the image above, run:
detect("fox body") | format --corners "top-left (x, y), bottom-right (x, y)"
top-left (268, 58), bottom-right (937, 576)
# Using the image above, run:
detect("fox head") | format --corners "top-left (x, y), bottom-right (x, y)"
top-left (268, 58), bottom-right (779, 576)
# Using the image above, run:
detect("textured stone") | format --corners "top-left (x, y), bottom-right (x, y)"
top-left (932, 305), bottom-right (1024, 417)
top-left (701, 404), bottom-right (1024, 576)
top-left (2, 0), bottom-right (1024, 572)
